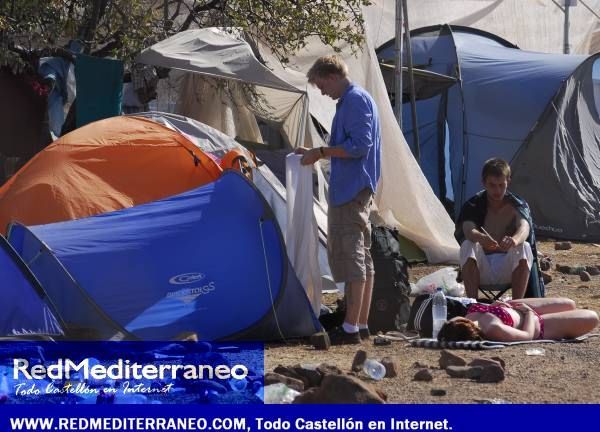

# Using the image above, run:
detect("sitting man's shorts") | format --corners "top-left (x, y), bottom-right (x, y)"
top-left (459, 240), bottom-right (533, 285)
top-left (327, 188), bottom-right (375, 283)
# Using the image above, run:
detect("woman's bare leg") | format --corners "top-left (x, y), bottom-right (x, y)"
top-left (541, 309), bottom-right (599, 339)
top-left (509, 297), bottom-right (576, 315)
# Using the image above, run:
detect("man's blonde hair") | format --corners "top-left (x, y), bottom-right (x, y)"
top-left (307, 55), bottom-right (349, 83)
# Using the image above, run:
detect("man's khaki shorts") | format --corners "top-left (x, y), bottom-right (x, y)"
top-left (327, 188), bottom-right (375, 283)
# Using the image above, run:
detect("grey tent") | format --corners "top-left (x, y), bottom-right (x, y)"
top-left (510, 53), bottom-right (600, 241)
top-left (378, 25), bottom-right (600, 241)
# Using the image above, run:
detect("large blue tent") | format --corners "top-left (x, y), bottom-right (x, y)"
top-left (7, 171), bottom-right (320, 341)
top-left (379, 25), bottom-right (600, 240)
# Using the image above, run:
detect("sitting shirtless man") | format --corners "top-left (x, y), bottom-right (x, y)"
top-left (456, 158), bottom-right (536, 300)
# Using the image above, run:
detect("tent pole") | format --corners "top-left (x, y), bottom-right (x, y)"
top-left (564, 1), bottom-right (571, 54)
top-left (394, 0), bottom-right (403, 129)
top-left (297, 94), bottom-right (308, 149)
top-left (402, 0), bottom-right (420, 162)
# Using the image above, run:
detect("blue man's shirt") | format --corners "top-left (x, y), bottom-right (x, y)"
top-left (329, 83), bottom-right (381, 206)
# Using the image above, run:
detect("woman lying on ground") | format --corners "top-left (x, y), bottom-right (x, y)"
top-left (438, 297), bottom-right (599, 342)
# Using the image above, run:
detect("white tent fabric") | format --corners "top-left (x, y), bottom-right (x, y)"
top-left (137, 27), bottom-right (460, 263)
top-left (364, 0), bottom-right (600, 54)
top-left (285, 154), bottom-right (323, 314)
top-left (175, 73), bottom-right (264, 143)
top-left (137, 28), bottom-right (311, 150)
top-left (138, 28), bottom-right (301, 92)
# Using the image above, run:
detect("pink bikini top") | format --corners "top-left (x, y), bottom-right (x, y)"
top-left (467, 303), bottom-right (515, 327)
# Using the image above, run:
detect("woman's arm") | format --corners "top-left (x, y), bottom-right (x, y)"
top-left (484, 321), bottom-right (534, 341)
top-left (481, 305), bottom-right (537, 341)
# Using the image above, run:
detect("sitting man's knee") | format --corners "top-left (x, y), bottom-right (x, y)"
top-left (463, 257), bottom-right (478, 269)
top-left (460, 240), bottom-right (483, 268)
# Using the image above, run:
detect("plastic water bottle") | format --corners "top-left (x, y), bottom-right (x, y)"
top-left (432, 287), bottom-right (447, 339)
top-left (363, 359), bottom-right (386, 381)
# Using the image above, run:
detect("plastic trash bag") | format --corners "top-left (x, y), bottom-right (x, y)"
top-left (413, 267), bottom-right (465, 297)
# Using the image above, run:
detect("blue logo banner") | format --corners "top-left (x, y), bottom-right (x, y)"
top-left (0, 404), bottom-right (599, 431)
top-left (0, 341), bottom-right (263, 404)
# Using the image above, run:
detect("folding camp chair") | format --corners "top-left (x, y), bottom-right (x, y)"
top-left (479, 283), bottom-right (511, 302)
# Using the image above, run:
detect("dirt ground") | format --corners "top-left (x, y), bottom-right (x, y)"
top-left (264, 240), bottom-right (600, 403)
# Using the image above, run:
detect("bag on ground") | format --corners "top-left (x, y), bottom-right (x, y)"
top-left (367, 226), bottom-right (411, 333)
top-left (407, 294), bottom-right (474, 337)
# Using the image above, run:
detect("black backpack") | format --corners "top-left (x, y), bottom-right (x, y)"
top-left (407, 293), bottom-right (470, 337)
top-left (367, 226), bottom-right (411, 333)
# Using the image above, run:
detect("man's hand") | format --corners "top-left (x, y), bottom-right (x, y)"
top-left (499, 235), bottom-right (517, 252)
top-left (294, 147), bottom-right (321, 166)
top-left (481, 233), bottom-right (500, 252)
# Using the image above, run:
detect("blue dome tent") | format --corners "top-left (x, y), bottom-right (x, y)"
top-left (6, 171), bottom-right (320, 341)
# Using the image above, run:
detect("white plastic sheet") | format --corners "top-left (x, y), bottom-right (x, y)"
top-left (285, 154), bottom-right (322, 314)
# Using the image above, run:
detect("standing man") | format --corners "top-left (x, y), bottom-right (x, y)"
top-left (296, 55), bottom-right (381, 345)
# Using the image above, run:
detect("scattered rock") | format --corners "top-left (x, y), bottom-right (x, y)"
top-left (413, 361), bottom-right (429, 369)
top-left (431, 388), bottom-right (447, 396)
top-left (580, 271), bottom-right (591, 282)
top-left (413, 369), bottom-right (433, 382)
top-left (292, 365), bottom-right (322, 388)
top-left (264, 372), bottom-right (305, 392)
top-left (273, 366), bottom-right (309, 387)
top-left (293, 374), bottom-right (385, 404)
top-left (555, 241), bottom-right (572, 250)
top-left (586, 266), bottom-right (600, 276)
top-left (351, 350), bottom-right (368, 372)
top-left (490, 356), bottom-right (506, 369)
top-left (316, 363), bottom-right (344, 377)
top-left (470, 358), bottom-right (505, 371)
top-left (439, 350), bottom-right (467, 369)
top-left (381, 357), bottom-right (399, 378)
top-left (540, 258), bottom-right (552, 271)
top-left (541, 271), bottom-right (552, 284)
top-left (374, 388), bottom-right (389, 402)
top-left (446, 365), bottom-right (483, 379)
top-left (478, 364), bottom-right (505, 383)
top-left (556, 264), bottom-right (571, 274)
top-left (310, 332), bottom-right (331, 350)
top-left (467, 367), bottom-right (484, 379)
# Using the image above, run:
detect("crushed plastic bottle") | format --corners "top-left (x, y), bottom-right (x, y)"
top-left (363, 359), bottom-right (386, 380)
top-left (263, 383), bottom-right (300, 404)
top-left (525, 348), bottom-right (545, 356)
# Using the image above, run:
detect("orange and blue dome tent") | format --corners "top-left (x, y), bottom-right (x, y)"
top-left (0, 116), bottom-right (223, 232)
